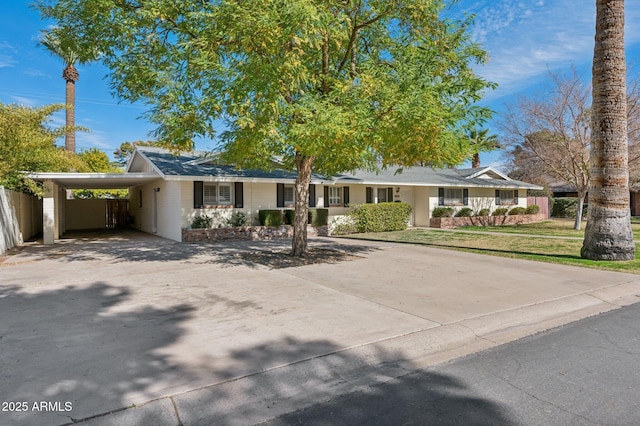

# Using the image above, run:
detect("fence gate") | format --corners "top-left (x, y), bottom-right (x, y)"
top-left (106, 199), bottom-right (129, 228)
top-left (527, 196), bottom-right (550, 218)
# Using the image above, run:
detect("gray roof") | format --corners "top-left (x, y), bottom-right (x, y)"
top-left (134, 147), bottom-right (323, 181)
top-left (332, 166), bottom-right (541, 189)
top-left (134, 147), bottom-right (542, 190)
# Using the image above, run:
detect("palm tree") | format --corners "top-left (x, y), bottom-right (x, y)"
top-left (40, 28), bottom-right (93, 153)
top-left (581, 0), bottom-right (635, 260)
top-left (468, 128), bottom-right (500, 168)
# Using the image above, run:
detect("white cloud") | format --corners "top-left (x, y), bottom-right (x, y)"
top-left (10, 96), bottom-right (38, 106)
top-left (458, 0), bottom-right (602, 100)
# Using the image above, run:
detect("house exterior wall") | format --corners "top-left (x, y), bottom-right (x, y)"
top-left (428, 187), bottom-right (528, 217)
top-left (128, 179), bottom-right (179, 240)
top-left (414, 187), bottom-right (431, 226)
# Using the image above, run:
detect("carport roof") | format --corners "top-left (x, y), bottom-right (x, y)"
top-left (27, 172), bottom-right (160, 189)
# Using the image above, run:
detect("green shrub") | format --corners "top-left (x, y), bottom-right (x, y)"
top-left (283, 209), bottom-right (295, 225)
top-left (455, 207), bottom-right (474, 217)
top-left (508, 207), bottom-right (526, 215)
top-left (258, 210), bottom-right (283, 226)
top-left (308, 208), bottom-right (329, 226)
top-left (525, 204), bottom-right (540, 214)
top-left (477, 208), bottom-right (491, 217)
top-left (492, 207), bottom-right (509, 216)
top-left (225, 211), bottom-right (248, 227)
top-left (349, 202), bottom-right (412, 233)
top-left (432, 207), bottom-right (455, 218)
top-left (551, 198), bottom-right (585, 218)
top-left (191, 215), bottom-right (212, 229)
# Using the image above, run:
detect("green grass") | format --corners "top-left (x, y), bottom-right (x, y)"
top-left (342, 220), bottom-right (640, 274)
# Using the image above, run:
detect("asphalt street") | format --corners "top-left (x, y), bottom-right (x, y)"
top-left (266, 301), bottom-right (640, 425)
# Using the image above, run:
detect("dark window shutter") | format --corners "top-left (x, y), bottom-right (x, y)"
top-left (234, 182), bottom-right (244, 208)
top-left (495, 189), bottom-right (501, 205)
top-left (514, 190), bottom-right (519, 205)
top-left (324, 186), bottom-right (330, 207)
top-left (308, 184), bottom-right (316, 207)
top-left (463, 188), bottom-right (469, 206)
top-left (343, 187), bottom-right (350, 207)
top-left (194, 181), bottom-right (203, 208)
top-left (366, 187), bottom-right (373, 203)
top-left (388, 187), bottom-right (393, 203)
top-left (438, 188), bottom-right (445, 206)
top-left (277, 183), bottom-right (285, 208)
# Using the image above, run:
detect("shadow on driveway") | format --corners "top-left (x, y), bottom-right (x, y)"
top-left (0, 280), bottom-right (515, 426)
top-left (11, 229), bottom-right (379, 269)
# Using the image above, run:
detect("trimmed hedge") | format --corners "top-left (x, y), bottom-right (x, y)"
top-left (283, 209), bottom-right (295, 225)
top-left (258, 210), bottom-right (283, 226)
top-left (525, 204), bottom-right (540, 214)
top-left (308, 208), bottom-right (329, 226)
top-left (432, 207), bottom-right (455, 218)
top-left (477, 208), bottom-right (491, 217)
top-left (492, 207), bottom-right (509, 216)
top-left (455, 207), bottom-right (474, 217)
top-left (508, 207), bottom-right (526, 215)
top-left (350, 202), bottom-right (412, 233)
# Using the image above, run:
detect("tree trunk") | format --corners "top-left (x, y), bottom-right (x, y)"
top-left (292, 154), bottom-right (314, 257)
top-left (65, 79), bottom-right (76, 152)
top-left (471, 153), bottom-right (480, 168)
top-left (581, 0), bottom-right (635, 260)
top-left (574, 194), bottom-right (586, 230)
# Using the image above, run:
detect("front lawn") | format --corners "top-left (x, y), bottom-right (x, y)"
top-left (342, 220), bottom-right (640, 274)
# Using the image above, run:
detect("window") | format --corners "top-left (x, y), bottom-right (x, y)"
top-left (328, 187), bottom-right (343, 205)
top-left (203, 183), bottom-right (233, 206)
top-left (444, 188), bottom-right (463, 205)
top-left (377, 187), bottom-right (393, 203)
top-left (497, 190), bottom-right (517, 205)
top-left (284, 185), bottom-right (295, 206)
top-left (438, 187), bottom-right (468, 206)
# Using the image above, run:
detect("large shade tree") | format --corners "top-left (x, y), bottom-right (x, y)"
top-left (0, 102), bottom-right (86, 195)
top-left (38, 0), bottom-right (496, 256)
top-left (581, 0), bottom-right (635, 260)
top-left (39, 27), bottom-right (95, 153)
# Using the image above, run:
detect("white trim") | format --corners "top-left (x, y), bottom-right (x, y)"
top-left (465, 167), bottom-right (511, 181)
top-left (126, 149), bottom-right (167, 178)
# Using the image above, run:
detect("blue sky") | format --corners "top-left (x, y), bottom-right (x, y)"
top-left (1, 0), bottom-right (639, 169)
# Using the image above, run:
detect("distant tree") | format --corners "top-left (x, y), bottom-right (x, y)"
top-left (79, 148), bottom-right (111, 172)
top-left (467, 128), bottom-right (499, 168)
top-left (40, 0), bottom-right (496, 256)
top-left (0, 102), bottom-right (86, 195)
top-left (113, 141), bottom-right (161, 165)
top-left (39, 26), bottom-right (96, 153)
top-left (582, 0), bottom-right (634, 260)
top-left (501, 70), bottom-right (591, 230)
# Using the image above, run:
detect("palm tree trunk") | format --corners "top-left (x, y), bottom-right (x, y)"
top-left (292, 154), bottom-right (314, 257)
top-left (471, 153), bottom-right (480, 168)
top-left (65, 79), bottom-right (76, 152)
top-left (581, 0), bottom-right (635, 260)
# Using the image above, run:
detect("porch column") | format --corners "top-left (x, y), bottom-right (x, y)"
top-left (43, 180), bottom-right (56, 244)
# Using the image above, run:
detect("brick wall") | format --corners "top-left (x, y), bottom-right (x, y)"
top-left (430, 213), bottom-right (547, 229)
top-left (182, 225), bottom-right (329, 243)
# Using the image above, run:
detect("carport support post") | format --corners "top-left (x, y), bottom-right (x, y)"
top-left (43, 180), bottom-right (57, 245)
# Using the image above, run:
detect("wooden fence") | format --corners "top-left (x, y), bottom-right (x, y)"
top-left (527, 196), bottom-right (550, 218)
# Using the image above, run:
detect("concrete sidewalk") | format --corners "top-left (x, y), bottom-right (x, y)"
top-left (1, 231), bottom-right (639, 425)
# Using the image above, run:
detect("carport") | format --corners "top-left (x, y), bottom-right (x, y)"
top-left (28, 172), bottom-right (160, 244)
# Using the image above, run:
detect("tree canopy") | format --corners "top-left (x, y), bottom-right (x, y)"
top-left (0, 103), bottom-right (86, 195)
top-left (38, 0), bottom-right (496, 254)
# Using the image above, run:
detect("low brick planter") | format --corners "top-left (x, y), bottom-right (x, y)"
top-left (182, 225), bottom-right (329, 243)
top-left (430, 213), bottom-right (547, 229)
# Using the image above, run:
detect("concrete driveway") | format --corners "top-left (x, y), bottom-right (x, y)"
top-left (2, 230), bottom-right (640, 425)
